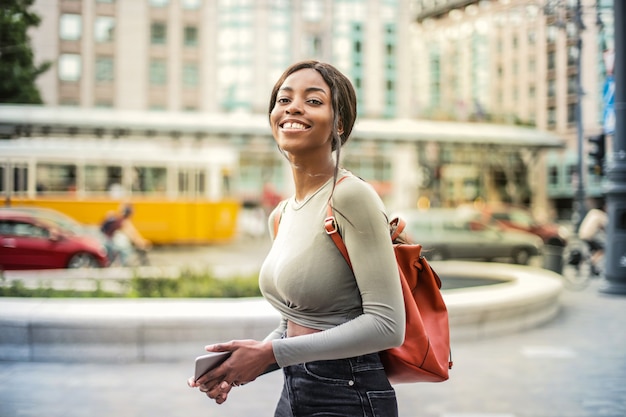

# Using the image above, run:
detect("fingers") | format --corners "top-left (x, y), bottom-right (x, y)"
top-left (199, 380), bottom-right (233, 404)
top-left (204, 341), bottom-right (234, 352)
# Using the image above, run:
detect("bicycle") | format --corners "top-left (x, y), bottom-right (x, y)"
top-left (106, 233), bottom-right (151, 267)
top-left (561, 240), bottom-right (603, 290)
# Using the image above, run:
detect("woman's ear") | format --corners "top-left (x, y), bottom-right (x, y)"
top-left (337, 119), bottom-right (344, 136)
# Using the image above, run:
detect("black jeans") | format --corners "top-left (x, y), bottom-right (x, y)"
top-left (274, 352), bottom-right (398, 417)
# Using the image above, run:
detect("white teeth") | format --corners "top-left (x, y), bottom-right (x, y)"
top-left (283, 122), bottom-right (307, 130)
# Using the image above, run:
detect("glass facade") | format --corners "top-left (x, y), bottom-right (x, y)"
top-left (267, 1), bottom-right (291, 88)
top-left (217, 0), bottom-right (254, 112)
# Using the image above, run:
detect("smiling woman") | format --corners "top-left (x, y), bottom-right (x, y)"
top-left (188, 61), bottom-right (405, 417)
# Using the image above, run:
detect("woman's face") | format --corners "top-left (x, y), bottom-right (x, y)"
top-left (269, 68), bottom-right (334, 156)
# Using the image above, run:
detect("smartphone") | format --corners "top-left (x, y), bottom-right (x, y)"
top-left (194, 351), bottom-right (231, 381)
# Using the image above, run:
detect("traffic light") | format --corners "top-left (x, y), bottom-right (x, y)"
top-left (588, 133), bottom-right (606, 176)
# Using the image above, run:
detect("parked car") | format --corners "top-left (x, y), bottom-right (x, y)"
top-left (398, 208), bottom-right (544, 265)
top-left (480, 205), bottom-right (569, 247)
top-left (0, 207), bottom-right (105, 241)
top-left (0, 208), bottom-right (108, 270)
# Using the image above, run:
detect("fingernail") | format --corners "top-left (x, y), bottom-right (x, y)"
top-left (221, 381), bottom-right (229, 389)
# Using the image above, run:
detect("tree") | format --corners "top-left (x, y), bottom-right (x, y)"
top-left (0, 0), bottom-right (51, 104)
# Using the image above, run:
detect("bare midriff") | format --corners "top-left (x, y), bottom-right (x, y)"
top-left (287, 320), bottom-right (322, 337)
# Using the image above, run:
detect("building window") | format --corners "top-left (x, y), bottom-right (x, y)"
top-left (547, 51), bottom-right (555, 70)
top-left (547, 26), bottom-right (558, 44)
top-left (150, 60), bottom-right (167, 85)
top-left (304, 34), bottom-right (322, 58)
top-left (95, 56), bottom-right (114, 83)
top-left (59, 54), bottom-right (81, 81)
top-left (548, 165), bottom-right (558, 185)
top-left (151, 22), bottom-right (167, 45)
top-left (548, 79), bottom-right (556, 97)
top-left (60, 14), bottom-right (81, 41)
top-left (149, 0), bottom-right (168, 7)
top-left (548, 107), bottom-right (556, 128)
top-left (567, 75), bottom-right (577, 95)
top-left (184, 26), bottom-right (198, 47)
top-left (303, 0), bottom-right (323, 22)
top-left (94, 16), bottom-right (115, 43)
top-left (567, 103), bottom-right (577, 124)
top-left (182, 0), bottom-right (201, 9)
top-left (183, 63), bottom-right (198, 87)
top-left (567, 45), bottom-right (579, 66)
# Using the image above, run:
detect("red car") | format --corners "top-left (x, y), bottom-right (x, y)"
top-left (0, 208), bottom-right (108, 270)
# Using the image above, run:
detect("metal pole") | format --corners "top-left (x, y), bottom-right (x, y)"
top-left (574, 0), bottom-right (586, 230)
top-left (600, 0), bottom-right (626, 294)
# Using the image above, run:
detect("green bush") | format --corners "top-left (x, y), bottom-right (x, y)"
top-left (128, 270), bottom-right (262, 298)
top-left (0, 269), bottom-right (262, 298)
top-left (0, 280), bottom-right (116, 298)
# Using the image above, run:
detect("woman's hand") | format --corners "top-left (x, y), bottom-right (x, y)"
top-left (187, 339), bottom-right (276, 404)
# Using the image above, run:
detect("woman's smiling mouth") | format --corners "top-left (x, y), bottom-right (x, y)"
top-left (281, 121), bottom-right (310, 130)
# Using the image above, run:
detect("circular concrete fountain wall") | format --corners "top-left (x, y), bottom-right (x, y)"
top-left (0, 261), bottom-right (563, 362)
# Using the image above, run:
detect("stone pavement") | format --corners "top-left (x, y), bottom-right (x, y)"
top-left (1, 274), bottom-right (624, 417)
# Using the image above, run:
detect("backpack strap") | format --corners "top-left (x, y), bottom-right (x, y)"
top-left (323, 174), bottom-right (353, 268)
top-left (324, 177), bottom-right (408, 269)
top-left (324, 204), bottom-right (352, 269)
top-left (389, 217), bottom-right (407, 242)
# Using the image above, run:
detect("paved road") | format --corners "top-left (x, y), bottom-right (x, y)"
top-left (1, 273), bottom-right (624, 417)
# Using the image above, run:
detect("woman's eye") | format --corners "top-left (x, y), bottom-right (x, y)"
top-left (308, 99), bottom-right (323, 105)
top-left (276, 97), bottom-right (290, 104)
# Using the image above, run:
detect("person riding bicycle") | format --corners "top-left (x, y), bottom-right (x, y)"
top-left (577, 199), bottom-right (607, 276)
top-left (100, 204), bottom-right (151, 266)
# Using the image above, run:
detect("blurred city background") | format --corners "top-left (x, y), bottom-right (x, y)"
top-left (0, 0), bottom-right (616, 243)
top-left (1, 0), bottom-right (623, 285)
top-left (1, 2), bottom-right (625, 416)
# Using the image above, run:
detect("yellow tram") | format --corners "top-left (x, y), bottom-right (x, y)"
top-left (1, 138), bottom-right (240, 245)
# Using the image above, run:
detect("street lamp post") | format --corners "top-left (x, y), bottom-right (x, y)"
top-left (573, 0), bottom-right (586, 230)
top-left (600, 1), bottom-right (626, 294)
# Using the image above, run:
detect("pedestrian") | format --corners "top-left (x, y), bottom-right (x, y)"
top-left (188, 60), bottom-right (406, 416)
top-left (578, 199), bottom-right (608, 275)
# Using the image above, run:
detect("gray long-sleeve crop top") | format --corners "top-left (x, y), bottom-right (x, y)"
top-left (259, 170), bottom-right (405, 368)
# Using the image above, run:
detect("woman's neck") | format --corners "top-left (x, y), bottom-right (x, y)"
top-left (291, 160), bottom-right (336, 203)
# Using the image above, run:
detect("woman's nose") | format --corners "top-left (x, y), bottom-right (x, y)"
top-left (285, 99), bottom-right (303, 114)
